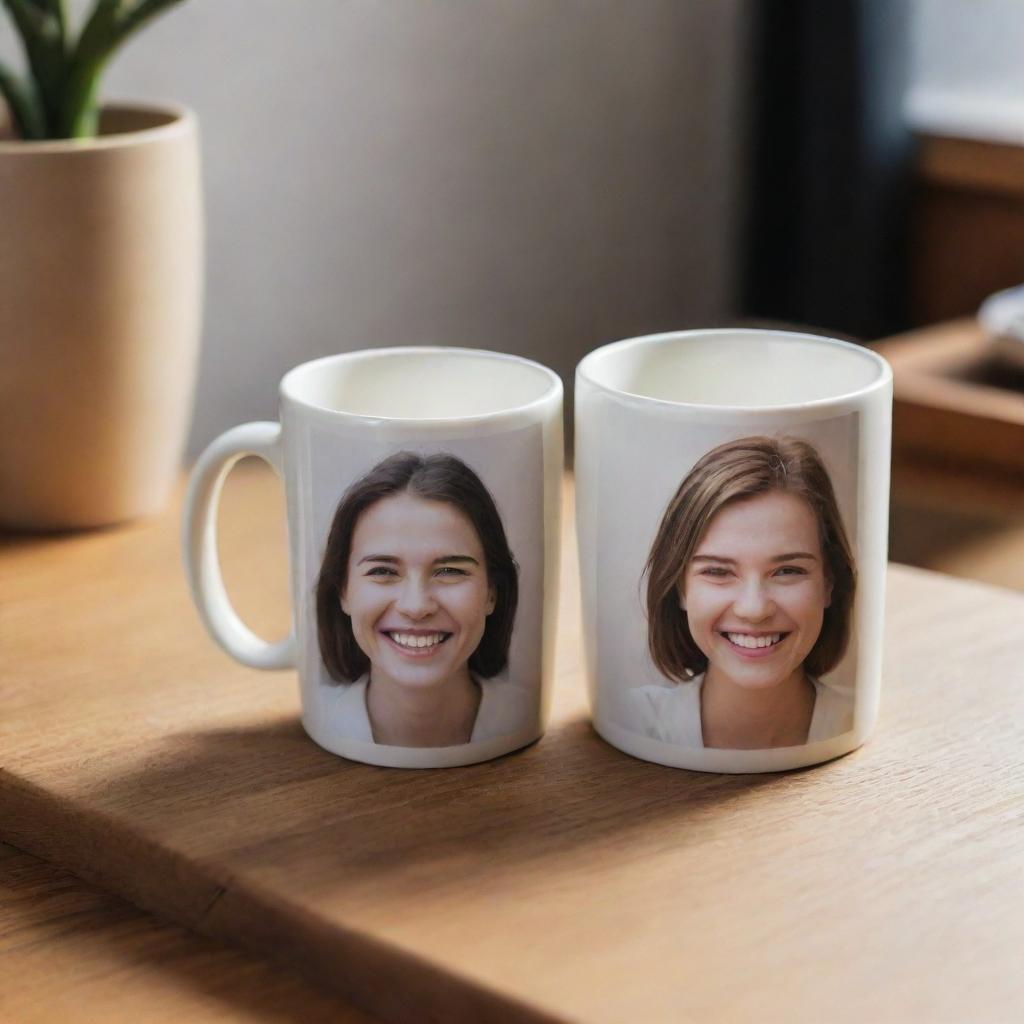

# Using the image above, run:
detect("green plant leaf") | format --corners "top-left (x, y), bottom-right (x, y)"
top-left (56, 0), bottom-right (124, 137)
top-left (59, 0), bottom-right (189, 138)
top-left (1, 0), bottom-right (49, 36)
top-left (0, 57), bottom-right (46, 139)
top-left (2, 0), bottom-right (67, 132)
top-left (4, 0), bottom-right (189, 138)
top-left (38, 0), bottom-right (68, 46)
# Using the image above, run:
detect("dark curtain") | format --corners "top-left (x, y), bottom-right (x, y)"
top-left (741, 0), bottom-right (914, 341)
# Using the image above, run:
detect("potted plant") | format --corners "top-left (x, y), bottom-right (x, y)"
top-left (0, 0), bottom-right (201, 529)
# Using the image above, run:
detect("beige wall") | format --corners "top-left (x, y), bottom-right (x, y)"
top-left (5, 1), bottom-right (749, 452)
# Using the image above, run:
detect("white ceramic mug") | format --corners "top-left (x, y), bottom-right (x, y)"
top-left (575, 329), bottom-right (892, 773)
top-left (183, 347), bottom-right (563, 768)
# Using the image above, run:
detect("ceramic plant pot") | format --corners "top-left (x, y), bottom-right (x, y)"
top-left (0, 102), bottom-right (202, 530)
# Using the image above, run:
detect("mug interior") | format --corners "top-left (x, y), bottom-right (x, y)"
top-left (579, 330), bottom-right (888, 407)
top-left (282, 348), bottom-right (559, 419)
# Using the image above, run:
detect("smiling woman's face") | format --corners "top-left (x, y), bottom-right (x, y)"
top-left (341, 491), bottom-right (496, 691)
top-left (680, 490), bottom-right (832, 691)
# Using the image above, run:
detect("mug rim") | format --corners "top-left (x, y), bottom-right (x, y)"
top-left (576, 328), bottom-right (893, 413)
top-left (279, 345), bottom-right (563, 424)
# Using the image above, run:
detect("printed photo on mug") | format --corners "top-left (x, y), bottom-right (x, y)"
top-left (631, 435), bottom-right (856, 751)
top-left (314, 451), bottom-right (530, 748)
top-left (301, 426), bottom-right (545, 754)
top-left (589, 410), bottom-right (863, 760)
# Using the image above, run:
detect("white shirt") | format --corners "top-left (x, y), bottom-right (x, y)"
top-left (321, 674), bottom-right (532, 745)
top-left (627, 672), bottom-right (854, 748)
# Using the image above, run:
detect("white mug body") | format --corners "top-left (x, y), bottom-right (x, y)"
top-left (185, 348), bottom-right (563, 768)
top-left (575, 329), bottom-right (892, 772)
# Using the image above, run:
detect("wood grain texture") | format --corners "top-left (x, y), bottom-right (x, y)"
top-left (3, 464), bottom-right (1024, 1023)
top-left (0, 842), bottom-right (375, 1023)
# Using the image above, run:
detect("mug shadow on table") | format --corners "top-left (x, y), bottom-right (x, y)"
top-left (7, 710), bottom-right (847, 1023)
top-left (88, 708), bottom-right (827, 908)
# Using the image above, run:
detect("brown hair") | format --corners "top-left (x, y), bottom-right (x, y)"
top-left (645, 436), bottom-right (856, 681)
top-left (316, 452), bottom-right (518, 683)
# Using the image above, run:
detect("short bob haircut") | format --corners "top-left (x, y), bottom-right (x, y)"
top-left (645, 436), bottom-right (856, 682)
top-left (316, 451), bottom-right (518, 683)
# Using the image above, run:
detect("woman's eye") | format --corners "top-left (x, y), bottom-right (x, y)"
top-left (435, 566), bottom-right (469, 578)
top-left (698, 567), bottom-right (731, 578)
top-left (365, 566), bottom-right (398, 578)
top-left (774, 566), bottom-right (808, 577)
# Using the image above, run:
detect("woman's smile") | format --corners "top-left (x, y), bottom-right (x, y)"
top-left (720, 630), bottom-right (790, 656)
top-left (381, 629), bottom-right (453, 656)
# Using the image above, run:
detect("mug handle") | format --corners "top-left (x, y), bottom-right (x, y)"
top-left (182, 421), bottom-right (296, 670)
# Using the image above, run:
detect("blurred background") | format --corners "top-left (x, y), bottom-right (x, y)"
top-left (4, 0), bottom-right (1022, 586)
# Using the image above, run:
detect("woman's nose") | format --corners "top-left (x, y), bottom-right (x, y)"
top-left (394, 577), bottom-right (437, 618)
top-left (731, 578), bottom-right (774, 621)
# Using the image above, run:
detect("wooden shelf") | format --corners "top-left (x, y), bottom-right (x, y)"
top-left (909, 136), bottom-right (1024, 324)
top-left (872, 318), bottom-right (1024, 476)
top-left (916, 135), bottom-right (1024, 197)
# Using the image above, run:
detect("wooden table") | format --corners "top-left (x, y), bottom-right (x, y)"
top-left (0, 841), bottom-right (372, 1023)
top-left (3, 463), bottom-right (1024, 1023)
